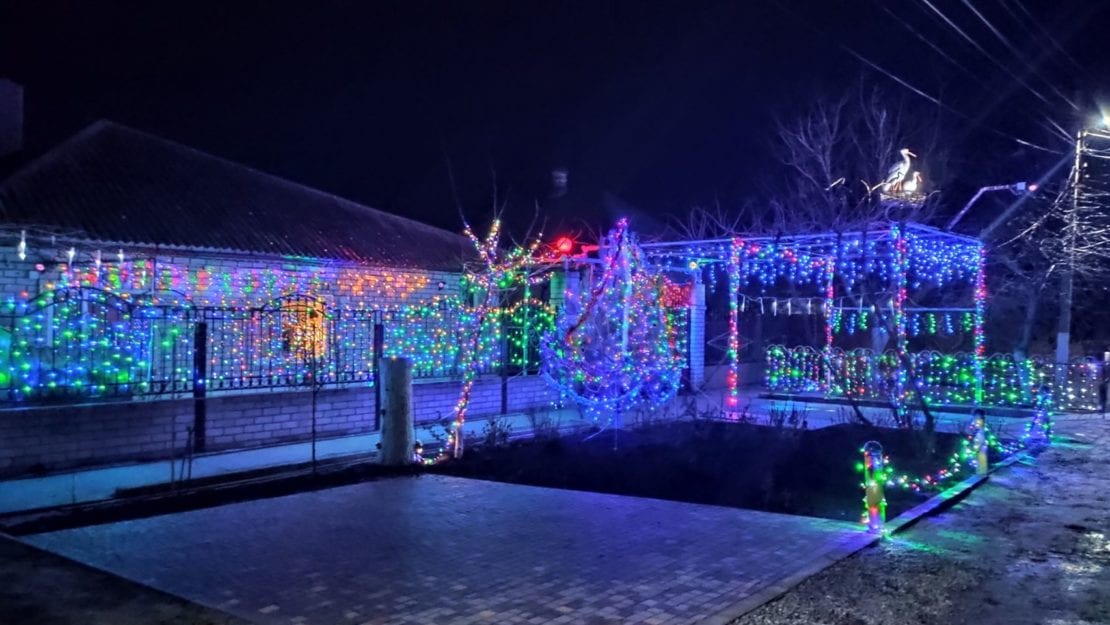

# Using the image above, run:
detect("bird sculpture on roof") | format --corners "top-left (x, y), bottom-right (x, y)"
top-left (882, 148), bottom-right (916, 194)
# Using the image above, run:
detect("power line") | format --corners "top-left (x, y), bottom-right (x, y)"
top-left (958, 0), bottom-right (1080, 111)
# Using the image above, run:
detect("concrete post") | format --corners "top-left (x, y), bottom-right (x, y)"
top-left (379, 358), bottom-right (414, 466)
top-left (688, 282), bottom-right (706, 389)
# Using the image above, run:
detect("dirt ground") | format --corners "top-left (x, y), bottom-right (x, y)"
top-left (438, 421), bottom-right (968, 520)
top-left (734, 415), bottom-right (1110, 625)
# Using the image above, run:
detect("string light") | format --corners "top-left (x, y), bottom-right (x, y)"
top-left (643, 224), bottom-right (985, 415)
top-left (767, 344), bottom-right (1098, 412)
top-left (541, 219), bottom-right (685, 422)
top-left (447, 218), bottom-right (549, 459)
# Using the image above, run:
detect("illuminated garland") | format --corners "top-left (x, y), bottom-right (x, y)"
top-left (971, 247), bottom-right (988, 405)
top-left (890, 225), bottom-right (910, 424)
top-left (1, 289), bottom-right (193, 399)
top-left (726, 237), bottom-right (741, 408)
top-left (857, 415), bottom-right (1025, 531)
top-left (45, 258), bottom-right (435, 306)
top-left (0, 285), bottom-right (554, 402)
top-left (858, 410), bottom-right (1037, 506)
top-left (766, 345), bottom-right (1098, 412)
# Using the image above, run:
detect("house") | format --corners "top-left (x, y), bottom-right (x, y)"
top-left (0, 121), bottom-right (557, 476)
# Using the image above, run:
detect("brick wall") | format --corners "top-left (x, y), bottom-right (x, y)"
top-left (0, 374), bottom-right (559, 477)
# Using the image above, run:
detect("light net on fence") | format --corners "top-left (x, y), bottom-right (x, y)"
top-left (765, 344), bottom-right (1101, 412)
top-left (0, 288), bottom-right (555, 403)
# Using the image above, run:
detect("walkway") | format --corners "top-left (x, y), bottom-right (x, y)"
top-left (0, 408), bottom-right (586, 515)
top-left (25, 475), bottom-right (869, 625)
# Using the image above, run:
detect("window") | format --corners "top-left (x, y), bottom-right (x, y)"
top-left (281, 298), bottom-right (328, 359)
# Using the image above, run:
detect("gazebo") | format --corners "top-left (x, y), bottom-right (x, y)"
top-left (640, 222), bottom-right (986, 418)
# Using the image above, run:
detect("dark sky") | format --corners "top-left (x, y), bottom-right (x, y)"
top-left (2, 0), bottom-right (1109, 234)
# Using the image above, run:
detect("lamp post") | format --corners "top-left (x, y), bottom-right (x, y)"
top-left (946, 181), bottom-right (1037, 231)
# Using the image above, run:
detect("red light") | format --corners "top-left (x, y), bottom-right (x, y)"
top-left (554, 236), bottom-right (575, 255)
top-left (1028, 183), bottom-right (1038, 193)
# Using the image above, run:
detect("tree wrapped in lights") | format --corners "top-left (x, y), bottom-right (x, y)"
top-left (541, 219), bottom-right (684, 425)
top-left (448, 218), bottom-right (545, 459)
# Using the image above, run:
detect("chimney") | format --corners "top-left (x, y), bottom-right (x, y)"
top-left (551, 167), bottom-right (568, 198)
top-left (0, 79), bottom-right (24, 159)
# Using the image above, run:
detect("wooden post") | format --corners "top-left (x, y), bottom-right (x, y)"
top-left (379, 357), bottom-right (414, 466)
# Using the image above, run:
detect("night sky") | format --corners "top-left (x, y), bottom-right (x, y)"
top-left (2, 0), bottom-right (1109, 234)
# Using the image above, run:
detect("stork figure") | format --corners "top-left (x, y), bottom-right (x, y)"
top-left (882, 148), bottom-right (916, 194)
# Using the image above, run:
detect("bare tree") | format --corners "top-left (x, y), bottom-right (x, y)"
top-left (770, 81), bottom-right (948, 233)
top-left (987, 131), bottom-right (1110, 362)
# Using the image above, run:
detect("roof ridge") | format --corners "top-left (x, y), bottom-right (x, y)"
top-left (0, 120), bottom-right (114, 193)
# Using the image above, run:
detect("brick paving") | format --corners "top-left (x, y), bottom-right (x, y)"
top-left (25, 475), bottom-right (867, 625)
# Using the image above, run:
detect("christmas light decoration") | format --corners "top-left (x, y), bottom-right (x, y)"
top-left (639, 223), bottom-right (985, 413)
top-left (727, 237), bottom-right (741, 409)
top-left (0, 284), bottom-right (554, 403)
top-left (1022, 385), bottom-right (1053, 446)
top-left (50, 257), bottom-right (435, 306)
top-left (860, 441), bottom-right (886, 534)
top-left (554, 236), bottom-right (575, 256)
top-left (766, 345), bottom-right (1098, 412)
top-left (542, 219), bottom-right (685, 423)
top-left (447, 218), bottom-right (549, 458)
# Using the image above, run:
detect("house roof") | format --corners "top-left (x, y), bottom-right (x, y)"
top-left (0, 121), bottom-right (472, 270)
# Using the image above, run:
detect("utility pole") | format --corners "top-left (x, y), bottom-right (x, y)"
top-left (1055, 129), bottom-right (1085, 376)
top-left (1056, 126), bottom-right (1110, 376)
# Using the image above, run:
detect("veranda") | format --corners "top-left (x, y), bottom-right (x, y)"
top-left (642, 222), bottom-right (1098, 415)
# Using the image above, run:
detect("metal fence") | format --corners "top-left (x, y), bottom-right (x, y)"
top-left (764, 344), bottom-right (1104, 412)
top-left (0, 288), bottom-right (551, 404)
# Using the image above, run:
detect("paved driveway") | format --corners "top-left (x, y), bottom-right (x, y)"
top-left (26, 475), bottom-right (867, 625)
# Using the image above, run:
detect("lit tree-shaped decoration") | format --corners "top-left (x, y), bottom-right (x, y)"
top-left (541, 219), bottom-right (684, 427)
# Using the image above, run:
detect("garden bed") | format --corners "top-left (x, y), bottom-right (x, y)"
top-left (435, 420), bottom-right (998, 521)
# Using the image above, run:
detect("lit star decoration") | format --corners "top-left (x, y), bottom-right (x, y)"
top-left (541, 219), bottom-right (685, 424)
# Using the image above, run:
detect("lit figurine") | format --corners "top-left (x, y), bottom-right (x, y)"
top-left (970, 408), bottom-right (989, 476)
top-left (861, 441), bottom-right (887, 534)
top-left (1024, 384), bottom-right (1053, 447)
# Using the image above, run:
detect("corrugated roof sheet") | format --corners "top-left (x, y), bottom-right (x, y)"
top-left (0, 121), bottom-right (473, 270)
